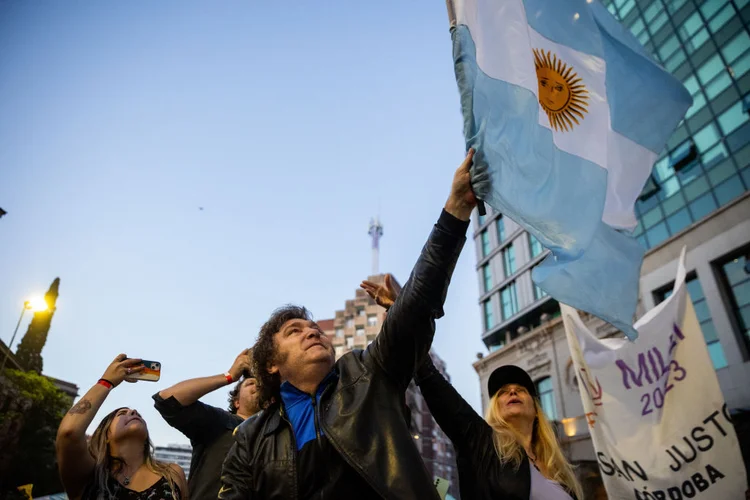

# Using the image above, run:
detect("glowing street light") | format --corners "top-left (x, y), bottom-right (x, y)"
top-left (1, 296), bottom-right (50, 372)
top-left (27, 296), bottom-right (49, 312)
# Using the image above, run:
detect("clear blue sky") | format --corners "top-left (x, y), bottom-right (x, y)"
top-left (0, 0), bottom-right (487, 445)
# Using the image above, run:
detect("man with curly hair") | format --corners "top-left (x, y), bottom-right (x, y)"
top-left (153, 349), bottom-right (260, 500)
top-left (220, 150), bottom-right (477, 499)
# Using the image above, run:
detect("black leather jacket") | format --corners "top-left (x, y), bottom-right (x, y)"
top-left (415, 358), bottom-right (578, 500)
top-left (219, 210), bottom-right (468, 500)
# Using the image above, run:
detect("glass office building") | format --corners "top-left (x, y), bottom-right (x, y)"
top-left (599, 0), bottom-right (750, 249)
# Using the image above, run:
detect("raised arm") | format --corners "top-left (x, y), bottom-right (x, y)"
top-left (364, 150), bottom-right (475, 389)
top-left (153, 349), bottom-right (251, 440)
top-left (414, 355), bottom-right (488, 449)
top-left (56, 354), bottom-right (145, 498)
top-left (157, 349), bottom-right (251, 406)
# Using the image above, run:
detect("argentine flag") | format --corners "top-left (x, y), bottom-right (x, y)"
top-left (450, 0), bottom-right (692, 339)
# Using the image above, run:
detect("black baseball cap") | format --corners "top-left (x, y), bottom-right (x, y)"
top-left (488, 365), bottom-right (537, 399)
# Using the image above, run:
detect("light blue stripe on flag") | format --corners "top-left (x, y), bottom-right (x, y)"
top-left (532, 221), bottom-right (646, 335)
top-left (590, 3), bottom-right (692, 153)
top-left (521, 0), bottom-right (604, 57)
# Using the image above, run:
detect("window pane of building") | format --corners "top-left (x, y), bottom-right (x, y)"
top-left (483, 264), bottom-right (492, 292)
top-left (656, 275), bottom-right (728, 370)
top-left (730, 51), bottom-right (750, 78)
top-left (667, 207), bottom-right (692, 234)
top-left (643, 1), bottom-right (661, 22)
top-left (659, 35), bottom-right (680, 61)
top-left (630, 18), bottom-right (645, 37)
top-left (715, 175), bottom-right (745, 206)
top-left (679, 12), bottom-right (702, 40)
top-left (619, 0), bottom-right (635, 17)
top-left (719, 102), bottom-right (749, 136)
top-left (721, 32), bottom-right (750, 63)
top-left (708, 342), bottom-right (729, 369)
top-left (645, 221), bottom-right (670, 247)
top-left (501, 283), bottom-right (519, 320)
top-left (503, 244), bottom-right (517, 276)
top-left (642, 205), bottom-right (664, 229)
top-left (666, 0), bottom-right (687, 13)
top-left (683, 75), bottom-right (699, 95)
top-left (707, 159), bottom-right (736, 187)
top-left (496, 217), bottom-right (506, 243)
top-left (703, 143), bottom-right (729, 170)
top-left (702, 320), bottom-right (719, 343)
top-left (484, 300), bottom-right (494, 330)
top-left (653, 156), bottom-right (674, 182)
top-left (689, 191), bottom-right (718, 220)
top-left (687, 29), bottom-right (710, 54)
top-left (529, 234), bottom-right (543, 258)
top-left (705, 72), bottom-right (732, 99)
top-left (478, 214), bottom-right (486, 225)
top-left (536, 377), bottom-right (557, 421)
top-left (697, 54), bottom-right (724, 84)
top-left (662, 191), bottom-right (686, 216)
top-left (735, 280), bottom-right (750, 308)
top-left (708, 4), bottom-right (734, 33)
top-left (481, 231), bottom-right (491, 257)
top-left (683, 175), bottom-right (710, 201)
top-left (649, 11), bottom-right (668, 32)
top-left (700, 0), bottom-right (728, 20)
top-left (693, 123), bottom-right (721, 152)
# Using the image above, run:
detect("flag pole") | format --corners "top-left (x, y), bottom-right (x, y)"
top-left (445, 0), bottom-right (456, 27)
top-left (445, 0), bottom-right (486, 216)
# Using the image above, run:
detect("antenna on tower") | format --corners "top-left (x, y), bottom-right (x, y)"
top-left (368, 217), bottom-right (384, 276)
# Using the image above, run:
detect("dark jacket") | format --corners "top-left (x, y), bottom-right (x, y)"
top-left (219, 210), bottom-right (468, 500)
top-left (416, 358), bottom-right (578, 500)
top-left (152, 394), bottom-right (244, 500)
top-left (415, 357), bottom-right (531, 499)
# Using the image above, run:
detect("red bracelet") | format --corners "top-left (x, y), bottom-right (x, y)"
top-left (224, 372), bottom-right (233, 384)
top-left (97, 378), bottom-right (114, 389)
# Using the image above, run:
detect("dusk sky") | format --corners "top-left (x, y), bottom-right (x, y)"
top-left (0, 0), bottom-right (488, 445)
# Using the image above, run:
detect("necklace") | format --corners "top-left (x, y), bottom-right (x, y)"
top-left (120, 464), bottom-right (141, 486)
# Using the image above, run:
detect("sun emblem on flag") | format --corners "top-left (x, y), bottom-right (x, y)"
top-left (533, 48), bottom-right (589, 132)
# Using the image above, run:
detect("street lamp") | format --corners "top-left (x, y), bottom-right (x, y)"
top-left (1, 297), bottom-right (48, 372)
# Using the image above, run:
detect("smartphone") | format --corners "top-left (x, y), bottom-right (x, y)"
top-left (127, 360), bottom-right (161, 382)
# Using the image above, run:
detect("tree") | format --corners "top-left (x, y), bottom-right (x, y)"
top-left (15, 278), bottom-right (60, 374)
top-left (0, 369), bottom-right (71, 499)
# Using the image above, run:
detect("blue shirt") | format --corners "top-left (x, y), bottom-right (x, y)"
top-left (280, 370), bottom-right (338, 451)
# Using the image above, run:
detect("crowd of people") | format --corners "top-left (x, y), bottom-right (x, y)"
top-left (55, 150), bottom-right (584, 499)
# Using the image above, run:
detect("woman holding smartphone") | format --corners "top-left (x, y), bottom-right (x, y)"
top-left (56, 354), bottom-right (188, 500)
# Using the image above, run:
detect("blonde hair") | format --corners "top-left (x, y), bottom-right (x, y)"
top-left (88, 407), bottom-right (182, 500)
top-left (485, 393), bottom-right (583, 499)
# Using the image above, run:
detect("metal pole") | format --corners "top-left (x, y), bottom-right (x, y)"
top-left (1, 303), bottom-right (28, 372)
top-left (445, 0), bottom-right (456, 27)
top-left (444, 0), bottom-right (487, 217)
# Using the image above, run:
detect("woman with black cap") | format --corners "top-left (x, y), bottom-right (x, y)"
top-left (361, 279), bottom-right (583, 500)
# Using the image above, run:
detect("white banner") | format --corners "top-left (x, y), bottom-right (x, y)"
top-left (561, 248), bottom-right (748, 499)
